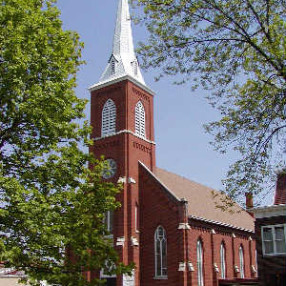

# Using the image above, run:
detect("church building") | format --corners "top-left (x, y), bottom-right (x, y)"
top-left (88, 1), bottom-right (257, 285)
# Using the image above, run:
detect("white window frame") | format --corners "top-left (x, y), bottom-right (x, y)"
top-left (197, 240), bottom-right (204, 286)
top-left (220, 243), bottom-right (226, 279)
top-left (239, 246), bottom-right (244, 278)
top-left (100, 260), bottom-right (116, 279)
top-left (101, 99), bottom-right (116, 137)
top-left (135, 101), bottom-right (146, 138)
top-left (262, 224), bottom-right (286, 256)
top-left (154, 226), bottom-right (167, 279)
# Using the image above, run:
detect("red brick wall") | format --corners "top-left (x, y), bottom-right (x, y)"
top-left (188, 220), bottom-right (256, 286)
top-left (90, 80), bottom-right (155, 286)
top-left (139, 164), bottom-right (184, 286)
top-left (89, 79), bottom-right (256, 286)
top-left (139, 163), bottom-right (256, 286)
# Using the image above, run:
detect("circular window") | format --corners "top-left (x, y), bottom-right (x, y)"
top-left (102, 159), bottom-right (117, 179)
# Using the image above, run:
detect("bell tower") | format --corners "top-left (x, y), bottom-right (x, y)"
top-left (89, 0), bottom-right (155, 285)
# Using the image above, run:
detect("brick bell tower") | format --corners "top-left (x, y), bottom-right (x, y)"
top-left (89, 0), bottom-right (155, 285)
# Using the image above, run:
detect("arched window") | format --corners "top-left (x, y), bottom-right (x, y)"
top-left (102, 99), bottom-right (116, 137)
top-left (197, 240), bottom-right (204, 286)
top-left (154, 226), bottom-right (167, 278)
top-left (220, 243), bottom-right (226, 279)
top-left (239, 246), bottom-right (245, 278)
top-left (135, 101), bottom-right (146, 138)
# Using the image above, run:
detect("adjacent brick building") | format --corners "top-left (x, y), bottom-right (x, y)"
top-left (88, 1), bottom-right (258, 285)
top-left (251, 173), bottom-right (286, 286)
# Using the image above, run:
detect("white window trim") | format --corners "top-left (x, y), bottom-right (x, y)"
top-left (100, 261), bottom-right (116, 279)
top-left (262, 224), bottom-right (286, 256)
top-left (154, 226), bottom-right (167, 279)
top-left (220, 243), bottom-right (226, 279)
top-left (197, 240), bottom-right (204, 286)
top-left (239, 246), bottom-right (245, 279)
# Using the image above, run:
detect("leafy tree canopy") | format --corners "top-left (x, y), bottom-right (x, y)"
top-left (133, 0), bottom-right (286, 204)
top-left (0, 0), bottom-right (131, 284)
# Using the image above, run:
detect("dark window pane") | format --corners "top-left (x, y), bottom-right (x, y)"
top-left (263, 228), bottom-right (273, 241)
top-left (275, 227), bottom-right (285, 240)
top-left (276, 240), bottom-right (286, 253)
top-left (264, 241), bottom-right (274, 254)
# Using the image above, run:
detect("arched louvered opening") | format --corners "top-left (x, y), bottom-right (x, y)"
top-left (111, 60), bottom-right (116, 74)
top-left (132, 60), bottom-right (138, 76)
top-left (197, 239), bottom-right (204, 286)
top-left (154, 226), bottom-right (167, 278)
top-left (135, 101), bottom-right (145, 138)
top-left (101, 99), bottom-right (116, 137)
top-left (220, 242), bottom-right (226, 279)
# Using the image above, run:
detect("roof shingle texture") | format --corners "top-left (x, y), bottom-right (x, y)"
top-left (155, 168), bottom-right (254, 232)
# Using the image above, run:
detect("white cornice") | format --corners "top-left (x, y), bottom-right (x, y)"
top-left (89, 74), bottom-right (155, 96)
top-left (93, 129), bottom-right (156, 145)
top-left (251, 204), bottom-right (286, 219)
top-left (188, 214), bottom-right (254, 233)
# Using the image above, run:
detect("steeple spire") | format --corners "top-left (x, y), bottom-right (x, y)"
top-left (95, 0), bottom-right (145, 87)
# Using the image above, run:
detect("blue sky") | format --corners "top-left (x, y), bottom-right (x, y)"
top-left (56, 0), bottom-right (273, 205)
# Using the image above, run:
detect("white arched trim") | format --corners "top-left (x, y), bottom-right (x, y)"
top-left (101, 99), bottom-right (116, 137)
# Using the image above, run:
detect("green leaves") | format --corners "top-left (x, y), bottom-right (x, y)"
top-left (133, 0), bottom-right (286, 204)
top-left (0, 0), bottom-right (131, 285)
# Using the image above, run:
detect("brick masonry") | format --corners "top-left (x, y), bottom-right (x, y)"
top-left (89, 78), bottom-right (257, 286)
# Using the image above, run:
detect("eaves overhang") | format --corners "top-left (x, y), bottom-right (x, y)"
top-left (89, 74), bottom-right (155, 96)
top-left (188, 214), bottom-right (254, 233)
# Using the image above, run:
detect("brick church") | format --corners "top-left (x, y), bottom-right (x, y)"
top-left (88, 0), bottom-right (257, 285)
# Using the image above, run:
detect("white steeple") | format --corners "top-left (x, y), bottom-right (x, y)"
top-left (90, 0), bottom-right (147, 90)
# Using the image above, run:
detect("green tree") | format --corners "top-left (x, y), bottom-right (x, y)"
top-left (133, 0), bottom-right (286, 204)
top-left (0, 0), bottom-right (131, 285)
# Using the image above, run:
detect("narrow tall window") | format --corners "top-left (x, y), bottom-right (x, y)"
top-left (154, 226), bottom-right (167, 278)
top-left (239, 246), bottom-right (244, 278)
top-left (135, 101), bottom-right (146, 138)
top-left (104, 211), bottom-right (113, 233)
top-left (197, 240), bottom-right (204, 286)
top-left (102, 99), bottom-right (116, 137)
top-left (135, 205), bottom-right (139, 232)
top-left (220, 243), bottom-right (226, 279)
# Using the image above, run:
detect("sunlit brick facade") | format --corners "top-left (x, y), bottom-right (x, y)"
top-left (88, 1), bottom-right (258, 285)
